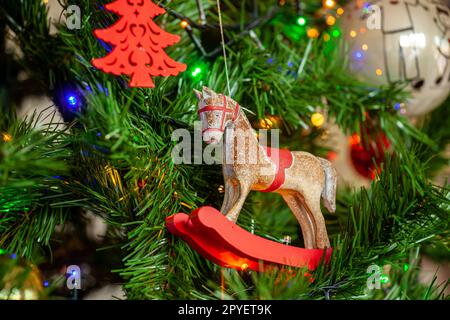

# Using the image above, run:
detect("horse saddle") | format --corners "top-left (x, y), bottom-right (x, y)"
top-left (260, 146), bottom-right (293, 192)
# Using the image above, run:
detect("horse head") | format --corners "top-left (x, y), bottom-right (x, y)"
top-left (194, 86), bottom-right (240, 144)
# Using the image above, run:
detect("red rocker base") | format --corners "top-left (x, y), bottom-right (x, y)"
top-left (166, 206), bottom-right (332, 272)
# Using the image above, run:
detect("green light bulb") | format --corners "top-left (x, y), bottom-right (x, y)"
top-left (191, 67), bottom-right (202, 77)
top-left (380, 274), bottom-right (389, 284)
top-left (332, 29), bottom-right (341, 38)
top-left (297, 17), bottom-right (307, 26)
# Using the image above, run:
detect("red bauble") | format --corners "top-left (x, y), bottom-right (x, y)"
top-left (349, 130), bottom-right (390, 179)
top-left (92, 0), bottom-right (186, 88)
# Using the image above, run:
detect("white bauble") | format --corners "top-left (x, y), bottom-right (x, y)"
top-left (341, 0), bottom-right (450, 116)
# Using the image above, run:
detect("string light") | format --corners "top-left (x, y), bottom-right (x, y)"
top-left (362, 1), bottom-right (371, 11)
top-left (323, 33), bottom-right (331, 42)
top-left (331, 28), bottom-right (341, 38)
top-left (297, 16), bottom-right (307, 26)
top-left (380, 274), bottom-right (390, 284)
top-left (180, 20), bottom-right (189, 29)
top-left (189, 62), bottom-right (206, 80)
top-left (240, 263), bottom-right (249, 271)
top-left (376, 68), bottom-right (383, 76)
top-left (336, 7), bottom-right (344, 15)
top-left (326, 15), bottom-right (336, 26)
top-left (191, 66), bottom-right (202, 78)
top-left (323, 0), bottom-right (336, 9)
top-left (395, 102), bottom-right (407, 115)
top-left (218, 185), bottom-right (225, 193)
top-left (259, 117), bottom-right (274, 129)
top-left (403, 263), bottom-right (409, 272)
top-left (61, 87), bottom-right (84, 114)
top-left (307, 28), bottom-right (320, 39)
top-left (2, 133), bottom-right (12, 142)
top-left (311, 112), bottom-right (325, 127)
top-left (354, 50), bottom-right (364, 60)
top-left (349, 134), bottom-right (361, 145)
top-left (350, 30), bottom-right (357, 38)
top-left (67, 95), bottom-right (78, 107)
top-left (362, 44), bottom-right (368, 51)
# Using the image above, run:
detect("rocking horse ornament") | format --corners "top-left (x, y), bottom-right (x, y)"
top-left (166, 87), bottom-right (337, 271)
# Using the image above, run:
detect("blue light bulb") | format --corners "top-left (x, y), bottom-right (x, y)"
top-left (67, 95), bottom-right (78, 106)
top-left (354, 50), bottom-right (363, 60)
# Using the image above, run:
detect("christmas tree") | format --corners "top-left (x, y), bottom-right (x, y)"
top-left (0, 0), bottom-right (449, 301)
top-left (92, 0), bottom-right (186, 87)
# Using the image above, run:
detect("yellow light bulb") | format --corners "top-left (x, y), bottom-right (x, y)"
top-left (326, 15), bottom-right (336, 26)
top-left (259, 118), bottom-right (273, 129)
top-left (307, 28), bottom-right (320, 39)
top-left (180, 20), bottom-right (189, 29)
top-left (376, 68), bottom-right (383, 76)
top-left (241, 263), bottom-right (249, 271)
top-left (323, 0), bottom-right (336, 9)
top-left (311, 113), bottom-right (325, 127)
top-left (350, 30), bottom-right (357, 38)
top-left (336, 8), bottom-right (344, 15)
top-left (362, 44), bottom-right (368, 51)
top-left (1, 133), bottom-right (12, 142)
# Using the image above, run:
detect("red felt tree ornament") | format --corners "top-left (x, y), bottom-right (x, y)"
top-left (92, 0), bottom-right (186, 88)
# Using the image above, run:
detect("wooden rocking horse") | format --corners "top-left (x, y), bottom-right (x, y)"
top-left (194, 86), bottom-right (337, 249)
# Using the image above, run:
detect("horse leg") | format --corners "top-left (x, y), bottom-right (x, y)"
top-left (224, 181), bottom-right (250, 223)
top-left (282, 193), bottom-right (316, 249)
top-left (302, 191), bottom-right (330, 248)
top-left (220, 179), bottom-right (238, 214)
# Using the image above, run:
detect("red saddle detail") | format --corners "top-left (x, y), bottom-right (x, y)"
top-left (260, 146), bottom-right (293, 192)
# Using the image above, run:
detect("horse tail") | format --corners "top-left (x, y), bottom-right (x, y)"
top-left (318, 157), bottom-right (337, 213)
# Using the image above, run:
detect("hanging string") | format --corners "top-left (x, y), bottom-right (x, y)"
top-left (216, 0), bottom-right (231, 97)
top-left (215, 0), bottom-right (254, 115)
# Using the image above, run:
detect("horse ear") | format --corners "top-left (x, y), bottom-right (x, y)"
top-left (202, 86), bottom-right (215, 99)
top-left (193, 89), bottom-right (203, 101)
